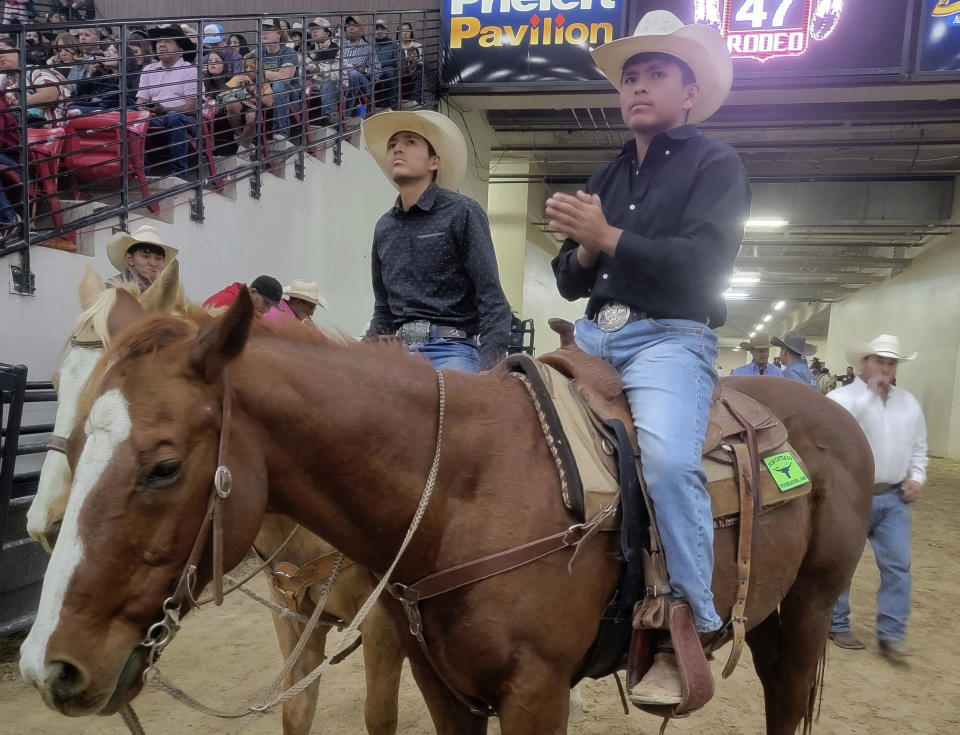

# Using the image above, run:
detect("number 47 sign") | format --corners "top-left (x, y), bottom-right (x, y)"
top-left (701, 0), bottom-right (845, 62)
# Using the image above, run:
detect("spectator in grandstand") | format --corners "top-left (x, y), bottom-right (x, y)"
top-left (69, 26), bottom-right (137, 113)
top-left (3, 1), bottom-right (35, 25)
top-left (0, 91), bottom-right (21, 235)
top-left (137, 25), bottom-right (198, 177)
top-left (0, 39), bottom-right (70, 127)
top-left (305, 17), bottom-right (339, 126)
top-left (25, 30), bottom-right (50, 67)
top-left (400, 21), bottom-right (422, 55)
top-left (47, 10), bottom-right (67, 24)
top-left (127, 30), bottom-right (153, 85)
top-left (220, 52), bottom-right (274, 154)
top-left (400, 44), bottom-right (423, 107)
top-left (203, 275), bottom-right (283, 316)
top-left (50, 32), bottom-right (85, 91)
top-left (341, 15), bottom-right (376, 119)
top-left (283, 279), bottom-right (328, 323)
top-left (228, 33), bottom-right (249, 58)
top-left (373, 18), bottom-right (399, 111)
top-left (52, 0), bottom-right (96, 22)
top-left (202, 51), bottom-right (228, 95)
top-left (99, 25), bottom-right (115, 41)
top-left (260, 19), bottom-right (299, 141)
top-left (287, 23), bottom-right (304, 52)
top-left (202, 23), bottom-right (242, 75)
top-left (104, 225), bottom-right (178, 292)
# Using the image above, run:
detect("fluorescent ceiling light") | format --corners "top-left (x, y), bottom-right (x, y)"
top-left (731, 273), bottom-right (760, 285)
top-left (762, 314), bottom-right (773, 322)
top-left (746, 218), bottom-right (789, 228)
top-left (754, 324), bottom-right (764, 331)
top-left (724, 289), bottom-right (750, 300)
top-left (749, 331), bottom-right (757, 338)
top-left (773, 300), bottom-right (786, 310)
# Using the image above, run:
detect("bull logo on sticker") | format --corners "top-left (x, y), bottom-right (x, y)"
top-left (695, 0), bottom-right (845, 62)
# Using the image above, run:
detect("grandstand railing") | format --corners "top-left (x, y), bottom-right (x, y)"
top-left (0, 10), bottom-right (441, 294)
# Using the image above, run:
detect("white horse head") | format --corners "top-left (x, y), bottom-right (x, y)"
top-left (26, 261), bottom-right (186, 552)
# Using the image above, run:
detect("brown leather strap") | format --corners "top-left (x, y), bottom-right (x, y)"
top-left (722, 442), bottom-right (755, 679)
top-left (211, 367), bottom-right (233, 606)
top-left (69, 337), bottom-right (106, 349)
top-left (719, 397), bottom-right (762, 512)
top-left (391, 525), bottom-right (585, 605)
top-left (46, 435), bottom-right (69, 455)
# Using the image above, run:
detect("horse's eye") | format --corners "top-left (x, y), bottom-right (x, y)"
top-left (145, 459), bottom-right (182, 488)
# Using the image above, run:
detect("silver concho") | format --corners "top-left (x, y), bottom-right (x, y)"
top-left (597, 301), bottom-right (631, 332)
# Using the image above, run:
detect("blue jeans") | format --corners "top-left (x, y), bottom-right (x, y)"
top-left (0, 152), bottom-right (18, 225)
top-left (270, 80), bottom-right (298, 138)
top-left (148, 110), bottom-right (197, 175)
top-left (831, 487), bottom-right (911, 642)
top-left (376, 65), bottom-right (397, 109)
top-left (346, 69), bottom-right (371, 115)
top-left (317, 79), bottom-right (338, 118)
top-left (575, 317), bottom-right (722, 632)
top-left (412, 337), bottom-right (480, 373)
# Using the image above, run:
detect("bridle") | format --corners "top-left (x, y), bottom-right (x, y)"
top-left (139, 367), bottom-right (236, 673)
top-left (45, 336), bottom-right (106, 457)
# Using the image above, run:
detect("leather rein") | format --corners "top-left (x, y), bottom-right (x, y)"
top-left (45, 337), bottom-right (107, 457)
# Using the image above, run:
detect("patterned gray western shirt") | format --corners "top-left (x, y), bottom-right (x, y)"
top-left (366, 183), bottom-right (512, 369)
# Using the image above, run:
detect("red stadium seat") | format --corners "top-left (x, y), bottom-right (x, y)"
top-left (61, 111), bottom-right (159, 214)
top-left (25, 127), bottom-right (66, 230)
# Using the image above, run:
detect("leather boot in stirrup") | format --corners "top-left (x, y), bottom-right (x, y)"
top-left (628, 650), bottom-right (683, 706)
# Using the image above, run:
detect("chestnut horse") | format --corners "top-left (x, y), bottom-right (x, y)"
top-left (25, 271), bottom-right (405, 735)
top-left (20, 290), bottom-right (874, 734)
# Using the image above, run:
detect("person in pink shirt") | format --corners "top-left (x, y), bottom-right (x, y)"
top-left (137, 25), bottom-right (198, 176)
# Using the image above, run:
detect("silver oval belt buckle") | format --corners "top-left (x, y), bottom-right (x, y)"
top-left (597, 301), bottom-right (631, 332)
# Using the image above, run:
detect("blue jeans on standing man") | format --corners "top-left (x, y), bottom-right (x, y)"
top-left (831, 486), bottom-right (912, 642)
top-left (413, 337), bottom-right (480, 373)
top-left (574, 316), bottom-right (723, 632)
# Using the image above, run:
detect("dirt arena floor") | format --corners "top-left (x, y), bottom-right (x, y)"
top-left (3, 458), bottom-right (959, 734)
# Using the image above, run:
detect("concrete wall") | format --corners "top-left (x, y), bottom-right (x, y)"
top-left (825, 230), bottom-right (960, 458)
top-left (1, 141), bottom-right (396, 382)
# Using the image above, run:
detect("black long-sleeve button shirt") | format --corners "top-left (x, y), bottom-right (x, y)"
top-left (366, 183), bottom-right (512, 369)
top-left (552, 125), bottom-right (751, 328)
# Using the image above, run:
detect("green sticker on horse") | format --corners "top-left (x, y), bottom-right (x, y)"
top-left (763, 451), bottom-right (811, 492)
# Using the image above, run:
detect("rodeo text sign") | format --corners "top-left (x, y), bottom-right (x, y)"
top-left (442, 0), bottom-right (625, 87)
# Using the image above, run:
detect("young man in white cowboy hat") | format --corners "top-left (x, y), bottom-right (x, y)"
top-left (283, 279), bottom-right (328, 323)
top-left (731, 333), bottom-right (784, 376)
top-left (362, 110), bottom-right (511, 372)
top-left (771, 331), bottom-right (819, 389)
top-left (104, 224), bottom-right (179, 292)
top-left (828, 334), bottom-right (927, 664)
top-left (548, 10), bottom-right (751, 705)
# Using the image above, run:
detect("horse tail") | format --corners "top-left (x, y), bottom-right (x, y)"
top-left (802, 642), bottom-right (828, 735)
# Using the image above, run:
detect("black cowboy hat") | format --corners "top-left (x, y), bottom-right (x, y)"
top-left (147, 25), bottom-right (197, 53)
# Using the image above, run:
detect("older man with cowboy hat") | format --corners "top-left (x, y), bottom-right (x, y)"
top-left (104, 224), bottom-right (179, 292)
top-left (362, 110), bottom-right (511, 372)
top-left (771, 331), bottom-right (819, 389)
top-left (548, 10), bottom-right (751, 706)
top-left (283, 279), bottom-right (328, 324)
top-left (828, 334), bottom-right (927, 665)
top-left (731, 333), bottom-right (784, 376)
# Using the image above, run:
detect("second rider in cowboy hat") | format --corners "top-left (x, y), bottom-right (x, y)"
top-left (549, 11), bottom-right (751, 705)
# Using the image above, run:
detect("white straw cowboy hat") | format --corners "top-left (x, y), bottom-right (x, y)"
top-left (771, 331), bottom-right (817, 357)
top-left (362, 110), bottom-right (468, 190)
top-left (738, 333), bottom-right (772, 351)
top-left (106, 225), bottom-right (179, 272)
top-left (283, 279), bottom-right (328, 308)
top-left (847, 334), bottom-right (917, 365)
top-left (590, 10), bottom-right (733, 124)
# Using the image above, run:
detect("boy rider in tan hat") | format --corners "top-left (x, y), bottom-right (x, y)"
top-left (548, 11), bottom-right (751, 705)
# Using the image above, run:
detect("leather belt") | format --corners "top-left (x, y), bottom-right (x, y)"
top-left (874, 482), bottom-right (901, 495)
top-left (397, 320), bottom-right (469, 346)
top-left (594, 300), bottom-right (707, 333)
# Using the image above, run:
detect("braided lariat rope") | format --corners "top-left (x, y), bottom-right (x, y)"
top-left (123, 370), bottom-right (447, 733)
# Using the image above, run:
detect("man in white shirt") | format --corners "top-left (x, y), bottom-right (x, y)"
top-left (827, 334), bottom-right (927, 664)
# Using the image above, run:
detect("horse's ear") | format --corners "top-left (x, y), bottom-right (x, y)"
top-left (140, 258), bottom-right (181, 314)
top-left (107, 287), bottom-right (147, 340)
top-left (78, 265), bottom-right (105, 310)
top-left (190, 286), bottom-right (253, 382)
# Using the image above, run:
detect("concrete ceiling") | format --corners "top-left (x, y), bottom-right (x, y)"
top-left (454, 82), bottom-right (960, 344)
